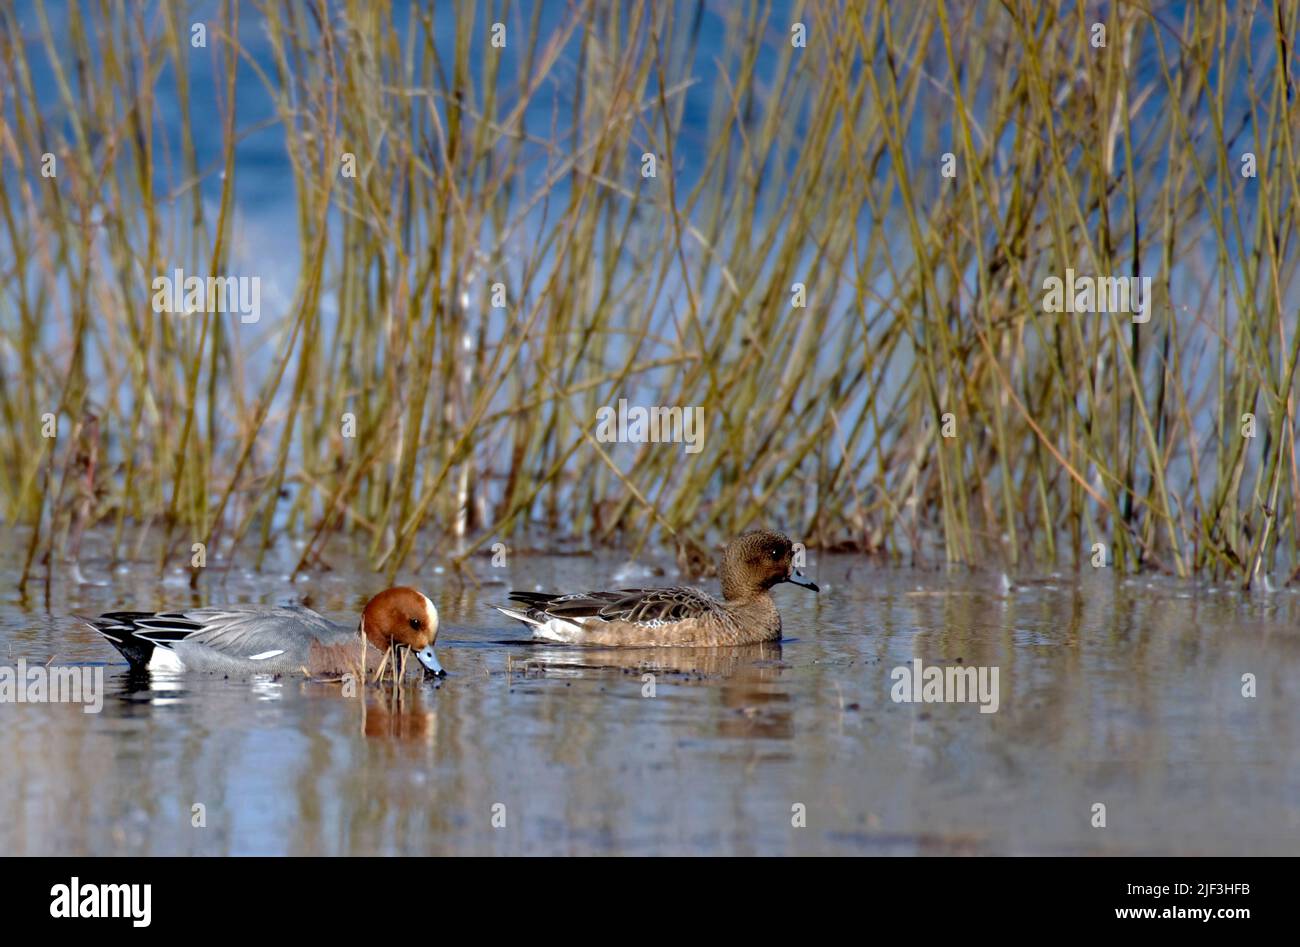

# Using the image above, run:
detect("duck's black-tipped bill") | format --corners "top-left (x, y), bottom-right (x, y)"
top-left (415, 645), bottom-right (446, 677)
top-left (787, 569), bottom-right (820, 592)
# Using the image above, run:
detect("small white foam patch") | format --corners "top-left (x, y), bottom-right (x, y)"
top-left (147, 647), bottom-right (186, 672)
top-left (249, 649), bottom-right (285, 661)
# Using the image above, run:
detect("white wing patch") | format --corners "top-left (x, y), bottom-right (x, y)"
top-left (147, 648), bottom-right (186, 672)
top-left (493, 605), bottom-right (586, 642)
top-left (531, 616), bottom-right (587, 643)
top-left (249, 649), bottom-right (286, 661)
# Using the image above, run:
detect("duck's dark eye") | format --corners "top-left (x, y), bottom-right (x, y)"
top-left (409, 617), bottom-right (421, 629)
top-left (770, 548), bottom-right (780, 559)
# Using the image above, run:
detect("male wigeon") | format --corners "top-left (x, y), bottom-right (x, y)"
top-left (494, 530), bottom-right (818, 647)
top-left (83, 587), bottom-right (445, 678)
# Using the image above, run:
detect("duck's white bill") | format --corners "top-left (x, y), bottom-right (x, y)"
top-left (787, 569), bottom-right (820, 591)
top-left (415, 645), bottom-right (445, 676)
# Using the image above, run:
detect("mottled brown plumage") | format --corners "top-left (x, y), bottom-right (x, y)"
top-left (495, 530), bottom-right (818, 647)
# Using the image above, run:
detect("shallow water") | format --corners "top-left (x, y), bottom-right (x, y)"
top-left (1, 534), bottom-right (1298, 855)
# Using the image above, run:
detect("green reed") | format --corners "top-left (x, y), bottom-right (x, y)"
top-left (0, 0), bottom-right (1296, 587)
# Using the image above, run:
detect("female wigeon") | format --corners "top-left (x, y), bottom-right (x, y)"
top-left (84, 587), bottom-right (444, 678)
top-left (494, 530), bottom-right (818, 647)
